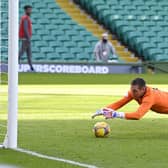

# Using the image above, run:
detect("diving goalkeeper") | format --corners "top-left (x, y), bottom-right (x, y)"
top-left (92, 78), bottom-right (168, 120)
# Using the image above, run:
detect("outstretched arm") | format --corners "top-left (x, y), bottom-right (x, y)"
top-left (107, 92), bottom-right (133, 110)
top-left (92, 92), bottom-right (132, 119)
top-left (104, 98), bottom-right (153, 120)
top-left (125, 100), bottom-right (153, 120)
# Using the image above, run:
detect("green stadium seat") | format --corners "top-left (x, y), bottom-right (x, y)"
top-left (93, 4), bottom-right (109, 17)
top-left (32, 47), bottom-right (40, 53)
top-left (140, 43), bottom-right (156, 58)
top-left (153, 54), bottom-right (168, 61)
top-left (51, 30), bottom-right (64, 36)
top-left (63, 42), bottom-right (76, 48)
top-left (158, 32), bottom-right (168, 38)
top-left (163, 49), bottom-right (168, 54)
top-left (73, 25), bottom-right (86, 31)
top-left (46, 53), bottom-right (62, 61)
top-left (137, 27), bottom-right (149, 33)
top-left (32, 24), bottom-right (42, 32)
top-left (35, 41), bottom-right (48, 48)
top-left (33, 53), bottom-right (46, 61)
top-left (143, 32), bottom-right (156, 38)
top-left (61, 53), bottom-right (76, 61)
top-left (38, 19), bottom-right (50, 25)
top-left (51, 19), bottom-right (64, 25)
top-left (137, 6), bottom-right (150, 11)
top-left (158, 11), bottom-right (168, 17)
top-left (151, 26), bottom-right (163, 33)
top-left (45, 25), bottom-right (58, 31)
top-left (45, 13), bottom-right (55, 19)
top-left (58, 14), bottom-right (71, 20)
top-left (76, 53), bottom-right (90, 61)
top-left (110, 20), bottom-right (128, 33)
top-left (49, 41), bottom-right (62, 48)
top-left (70, 48), bottom-right (83, 55)
top-left (84, 47), bottom-right (93, 55)
top-left (157, 21), bottom-right (168, 28)
top-left (157, 43), bottom-right (168, 49)
top-left (85, 36), bottom-right (98, 43)
top-left (47, 3), bottom-right (60, 10)
top-left (104, 14), bottom-right (121, 29)
top-left (41, 47), bottom-right (54, 54)
top-left (56, 47), bottom-right (69, 54)
top-left (133, 1), bottom-right (144, 6)
top-left (150, 6), bottom-right (163, 12)
top-left (133, 37), bottom-right (149, 51)
top-left (123, 31), bottom-right (142, 45)
top-left (37, 30), bottom-right (50, 36)
top-left (117, 26), bottom-right (135, 40)
top-left (150, 37), bottom-right (163, 44)
top-left (79, 31), bottom-right (93, 37)
top-left (58, 25), bottom-right (72, 31)
top-left (34, 3), bottom-right (46, 9)
top-left (143, 21), bottom-right (155, 27)
top-left (64, 20), bottom-right (77, 26)
top-left (77, 42), bottom-right (90, 48)
top-left (57, 36), bottom-right (70, 42)
top-left (42, 36), bottom-right (56, 41)
top-left (146, 48), bottom-right (163, 60)
top-left (71, 36), bottom-right (83, 43)
top-left (66, 30), bottom-right (78, 37)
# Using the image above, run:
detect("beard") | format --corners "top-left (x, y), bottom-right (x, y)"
top-left (102, 39), bottom-right (107, 43)
top-left (26, 12), bottom-right (31, 16)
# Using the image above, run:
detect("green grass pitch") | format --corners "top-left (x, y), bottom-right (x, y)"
top-left (0, 74), bottom-right (168, 168)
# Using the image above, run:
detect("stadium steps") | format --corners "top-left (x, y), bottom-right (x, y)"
top-left (56, 0), bottom-right (138, 63)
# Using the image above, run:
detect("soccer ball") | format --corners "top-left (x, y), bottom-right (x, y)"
top-left (93, 122), bottom-right (110, 137)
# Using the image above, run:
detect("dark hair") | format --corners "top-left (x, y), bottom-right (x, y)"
top-left (24, 5), bottom-right (32, 10)
top-left (131, 78), bottom-right (146, 88)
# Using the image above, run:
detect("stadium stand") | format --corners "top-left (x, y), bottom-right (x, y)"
top-left (74, 0), bottom-right (168, 61)
top-left (18, 0), bottom-right (103, 62)
top-left (12, 0), bottom-right (119, 63)
top-left (56, 0), bottom-right (138, 62)
top-left (1, 0), bottom-right (140, 63)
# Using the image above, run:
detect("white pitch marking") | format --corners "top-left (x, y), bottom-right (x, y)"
top-left (15, 148), bottom-right (98, 168)
top-left (0, 165), bottom-right (18, 168)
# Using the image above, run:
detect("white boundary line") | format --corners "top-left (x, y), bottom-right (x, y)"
top-left (14, 148), bottom-right (98, 168)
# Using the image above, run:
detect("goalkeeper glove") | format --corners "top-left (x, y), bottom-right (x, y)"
top-left (103, 110), bottom-right (125, 119)
top-left (92, 108), bottom-right (114, 119)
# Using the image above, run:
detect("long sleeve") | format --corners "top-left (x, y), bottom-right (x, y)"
top-left (125, 97), bottom-right (154, 120)
top-left (106, 92), bottom-right (133, 110)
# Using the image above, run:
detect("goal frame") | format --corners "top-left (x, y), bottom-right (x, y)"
top-left (5, 0), bottom-right (19, 149)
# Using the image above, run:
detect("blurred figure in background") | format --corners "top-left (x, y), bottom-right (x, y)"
top-left (19, 5), bottom-right (35, 72)
top-left (94, 33), bottom-right (115, 62)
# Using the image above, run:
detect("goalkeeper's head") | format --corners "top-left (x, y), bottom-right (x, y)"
top-left (130, 78), bottom-right (146, 99)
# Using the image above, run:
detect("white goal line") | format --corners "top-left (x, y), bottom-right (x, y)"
top-left (14, 148), bottom-right (98, 168)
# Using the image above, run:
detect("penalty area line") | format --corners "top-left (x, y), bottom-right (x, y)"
top-left (14, 148), bottom-right (98, 168)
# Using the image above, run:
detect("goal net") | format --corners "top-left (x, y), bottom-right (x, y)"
top-left (0, 0), bottom-right (18, 148)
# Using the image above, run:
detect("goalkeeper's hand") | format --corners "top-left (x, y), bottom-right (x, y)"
top-left (103, 110), bottom-right (117, 119)
top-left (103, 110), bottom-right (125, 119)
top-left (92, 108), bottom-right (125, 119)
top-left (91, 108), bottom-right (114, 119)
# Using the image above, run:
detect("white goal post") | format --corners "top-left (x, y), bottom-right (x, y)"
top-left (2, 0), bottom-right (19, 149)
